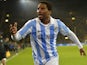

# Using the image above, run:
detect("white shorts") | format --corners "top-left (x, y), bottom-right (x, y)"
top-left (34, 57), bottom-right (59, 65)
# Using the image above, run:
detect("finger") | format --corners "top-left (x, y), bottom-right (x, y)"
top-left (80, 52), bottom-right (82, 56)
top-left (14, 22), bottom-right (17, 27)
top-left (9, 24), bottom-right (12, 28)
top-left (83, 52), bottom-right (86, 56)
top-left (81, 51), bottom-right (86, 56)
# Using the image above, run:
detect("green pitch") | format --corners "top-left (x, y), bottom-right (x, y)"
top-left (6, 45), bottom-right (87, 65)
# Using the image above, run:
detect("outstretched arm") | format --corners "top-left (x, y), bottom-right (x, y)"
top-left (67, 31), bottom-right (86, 56)
top-left (58, 20), bottom-right (86, 56)
top-left (10, 20), bottom-right (33, 41)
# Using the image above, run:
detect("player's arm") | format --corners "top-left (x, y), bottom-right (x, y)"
top-left (10, 20), bottom-right (32, 41)
top-left (58, 20), bottom-right (86, 56)
top-left (66, 31), bottom-right (86, 56)
top-left (67, 31), bottom-right (83, 49)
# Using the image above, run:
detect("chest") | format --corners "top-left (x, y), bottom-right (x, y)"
top-left (31, 23), bottom-right (59, 39)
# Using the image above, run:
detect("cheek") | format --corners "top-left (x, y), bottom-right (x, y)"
top-left (40, 11), bottom-right (46, 14)
top-left (42, 10), bottom-right (49, 15)
top-left (44, 11), bottom-right (50, 16)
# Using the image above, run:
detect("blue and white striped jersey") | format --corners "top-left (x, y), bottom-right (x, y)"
top-left (15, 17), bottom-right (71, 65)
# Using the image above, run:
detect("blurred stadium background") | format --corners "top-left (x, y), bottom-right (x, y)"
top-left (0, 0), bottom-right (87, 65)
top-left (0, 0), bottom-right (87, 43)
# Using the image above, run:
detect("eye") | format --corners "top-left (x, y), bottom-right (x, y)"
top-left (37, 8), bottom-right (39, 10)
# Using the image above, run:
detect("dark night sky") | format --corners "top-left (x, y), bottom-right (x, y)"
top-left (0, 0), bottom-right (87, 23)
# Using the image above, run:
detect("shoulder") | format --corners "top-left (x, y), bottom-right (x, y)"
top-left (55, 18), bottom-right (62, 23)
top-left (26, 18), bottom-right (37, 24)
top-left (53, 18), bottom-right (64, 25)
top-left (51, 17), bottom-right (62, 23)
top-left (56, 19), bottom-right (66, 26)
top-left (24, 18), bottom-right (37, 26)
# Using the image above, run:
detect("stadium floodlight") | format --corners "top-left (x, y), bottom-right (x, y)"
top-left (20, 0), bottom-right (31, 4)
top-left (19, 0), bottom-right (37, 12)
top-left (4, 0), bottom-right (6, 1)
top-left (65, 36), bottom-right (69, 40)
top-left (6, 14), bottom-right (10, 17)
top-left (5, 19), bottom-right (9, 22)
top-left (72, 17), bottom-right (76, 21)
top-left (86, 20), bottom-right (87, 24)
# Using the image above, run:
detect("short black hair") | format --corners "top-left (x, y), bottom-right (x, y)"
top-left (39, 1), bottom-right (52, 11)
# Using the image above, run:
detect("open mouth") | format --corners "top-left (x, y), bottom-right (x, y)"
top-left (38, 14), bottom-right (43, 16)
top-left (38, 14), bottom-right (43, 18)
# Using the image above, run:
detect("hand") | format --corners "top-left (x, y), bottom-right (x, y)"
top-left (9, 22), bottom-right (17, 34)
top-left (80, 48), bottom-right (86, 56)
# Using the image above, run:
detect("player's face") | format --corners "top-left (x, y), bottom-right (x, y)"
top-left (37, 3), bottom-right (51, 20)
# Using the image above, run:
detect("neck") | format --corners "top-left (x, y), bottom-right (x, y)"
top-left (40, 16), bottom-right (50, 24)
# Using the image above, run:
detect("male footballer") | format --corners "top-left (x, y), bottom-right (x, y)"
top-left (10, 1), bottom-right (86, 65)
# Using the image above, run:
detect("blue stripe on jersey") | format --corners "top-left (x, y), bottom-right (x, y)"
top-left (19, 21), bottom-right (33, 36)
top-left (31, 20), bottom-right (43, 65)
top-left (50, 25), bottom-right (57, 56)
top-left (40, 24), bottom-right (50, 60)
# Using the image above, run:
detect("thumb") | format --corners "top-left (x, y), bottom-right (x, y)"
top-left (9, 24), bottom-right (12, 28)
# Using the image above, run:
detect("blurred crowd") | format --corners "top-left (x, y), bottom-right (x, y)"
top-left (0, 37), bottom-right (30, 58)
